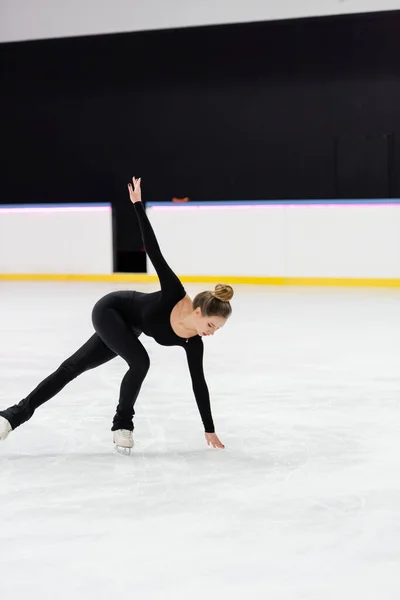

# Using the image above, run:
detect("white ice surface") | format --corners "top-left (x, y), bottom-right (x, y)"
top-left (1, 282), bottom-right (400, 600)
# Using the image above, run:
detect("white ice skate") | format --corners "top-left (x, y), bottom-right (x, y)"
top-left (113, 429), bottom-right (134, 455)
top-left (0, 416), bottom-right (12, 440)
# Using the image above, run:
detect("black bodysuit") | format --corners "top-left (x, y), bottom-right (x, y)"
top-left (0, 202), bottom-right (215, 434)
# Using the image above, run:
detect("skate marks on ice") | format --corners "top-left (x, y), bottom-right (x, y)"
top-left (1, 283), bottom-right (400, 599)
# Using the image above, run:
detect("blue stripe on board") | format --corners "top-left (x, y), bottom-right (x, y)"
top-left (0, 203), bottom-right (111, 209)
top-left (2, 201), bottom-right (397, 209)
top-left (1, 201), bottom-right (398, 209)
top-left (146, 199), bottom-right (400, 207)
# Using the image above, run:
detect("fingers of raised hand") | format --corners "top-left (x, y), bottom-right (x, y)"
top-left (132, 176), bottom-right (141, 190)
top-left (127, 183), bottom-right (135, 199)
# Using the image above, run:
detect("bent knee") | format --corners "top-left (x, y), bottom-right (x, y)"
top-left (127, 354), bottom-right (150, 377)
top-left (137, 354), bottom-right (150, 377)
top-left (143, 355), bottom-right (151, 374)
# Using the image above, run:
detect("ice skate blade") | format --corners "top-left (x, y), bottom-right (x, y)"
top-left (115, 445), bottom-right (132, 456)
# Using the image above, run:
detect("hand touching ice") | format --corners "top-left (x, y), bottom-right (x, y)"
top-left (205, 432), bottom-right (225, 449)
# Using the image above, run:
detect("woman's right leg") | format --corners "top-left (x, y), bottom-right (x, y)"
top-left (91, 297), bottom-right (150, 432)
top-left (0, 333), bottom-right (116, 430)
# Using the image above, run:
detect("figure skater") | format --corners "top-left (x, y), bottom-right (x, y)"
top-left (0, 177), bottom-right (232, 453)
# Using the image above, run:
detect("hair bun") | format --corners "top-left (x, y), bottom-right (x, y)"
top-left (213, 284), bottom-right (234, 302)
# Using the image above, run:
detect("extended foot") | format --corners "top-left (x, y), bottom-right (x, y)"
top-left (0, 416), bottom-right (12, 440)
top-left (113, 429), bottom-right (134, 455)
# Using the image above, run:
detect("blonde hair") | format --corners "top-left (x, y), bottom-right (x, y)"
top-left (193, 284), bottom-right (234, 319)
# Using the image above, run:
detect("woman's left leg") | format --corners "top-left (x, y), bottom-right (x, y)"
top-left (0, 333), bottom-right (117, 430)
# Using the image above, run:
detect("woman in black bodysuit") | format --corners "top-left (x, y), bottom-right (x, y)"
top-left (0, 177), bottom-right (232, 452)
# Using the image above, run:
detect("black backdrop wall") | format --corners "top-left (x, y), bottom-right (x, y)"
top-left (1, 10), bottom-right (399, 271)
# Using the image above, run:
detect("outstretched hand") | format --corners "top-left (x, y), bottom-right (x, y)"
top-left (128, 176), bottom-right (142, 204)
top-left (205, 432), bottom-right (225, 449)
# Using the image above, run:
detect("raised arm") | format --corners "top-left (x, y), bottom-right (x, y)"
top-left (128, 177), bottom-right (184, 297)
top-left (185, 338), bottom-right (225, 448)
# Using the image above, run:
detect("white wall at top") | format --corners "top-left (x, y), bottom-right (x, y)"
top-left (1, 0), bottom-right (399, 43)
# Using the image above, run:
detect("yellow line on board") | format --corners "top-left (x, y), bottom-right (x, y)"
top-left (1, 274), bottom-right (400, 287)
top-left (0, 273), bottom-right (159, 283)
top-left (283, 277), bottom-right (400, 288)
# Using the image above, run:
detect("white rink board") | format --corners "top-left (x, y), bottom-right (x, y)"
top-left (146, 201), bottom-right (400, 279)
top-left (0, 204), bottom-right (113, 274)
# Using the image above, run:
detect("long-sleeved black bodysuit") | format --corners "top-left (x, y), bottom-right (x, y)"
top-left (0, 203), bottom-right (215, 433)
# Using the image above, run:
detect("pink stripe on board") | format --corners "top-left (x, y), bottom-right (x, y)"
top-left (150, 205), bottom-right (258, 211)
top-left (0, 206), bottom-right (111, 214)
top-left (149, 204), bottom-right (400, 211)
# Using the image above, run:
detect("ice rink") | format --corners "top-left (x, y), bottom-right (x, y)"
top-left (1, 281), bottom-right (400, 600)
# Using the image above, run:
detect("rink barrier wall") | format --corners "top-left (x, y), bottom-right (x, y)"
top-left (0, 203), bottom-right (113, 275)
top-left (1, 200), bottom-right (400, 288)
top-left (144, 199), bottom-right (400, 286)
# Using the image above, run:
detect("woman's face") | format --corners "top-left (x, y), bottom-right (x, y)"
top-left (193, 308), bottom-right (227, 337)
